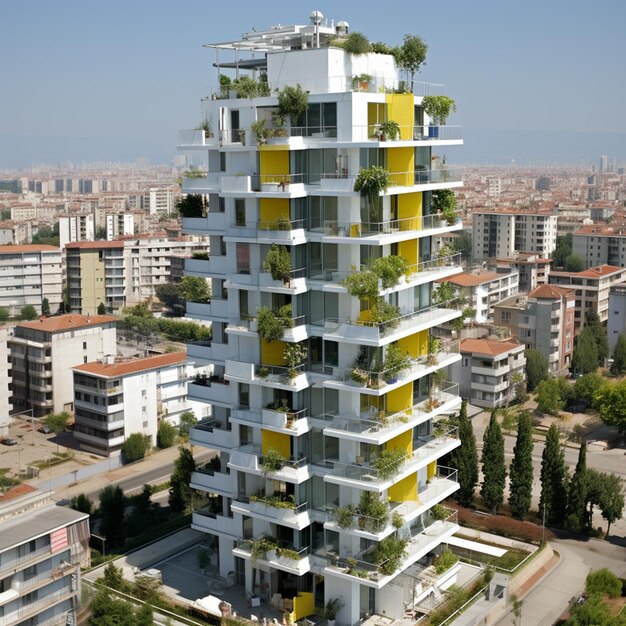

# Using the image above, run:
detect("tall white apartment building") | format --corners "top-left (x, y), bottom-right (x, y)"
top-left (572, 225), bottom-right (626, 268)
top-left (58, 213), bottom-right (95, 248)
top-left (0, 486), bottom-right (90, 626)
top-left (0, 245), bottom-right (63, 316)
top-left (149, 187), bottom-right (177, 215)
top-left (72, 351), bottom-right (189, 456)
top-left (179, 14), bottom-right (464, 624)
top-left (106, 212), bottom-right (135, 240)
top-left (0, 328), bottom-right (13, 437)
top-left (473, 211), bottom-right (558, 260)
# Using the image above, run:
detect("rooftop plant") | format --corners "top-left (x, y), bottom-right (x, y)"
top-left (343, 31), bottom-right (372, 55)
top-left (379, 120), bottom-right (401, 141)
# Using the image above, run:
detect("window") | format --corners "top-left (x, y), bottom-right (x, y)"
top-left (235, 198), bottom-right (246, 226)
top-left (239, 383), bottom-right (250, 408)
top-left (83, 342), bottom-right (87, 350)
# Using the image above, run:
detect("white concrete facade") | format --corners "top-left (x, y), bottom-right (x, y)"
top-left (0, 328), bottom-right (13, 436)
top-left (58, 214), bottom-right (95, 248)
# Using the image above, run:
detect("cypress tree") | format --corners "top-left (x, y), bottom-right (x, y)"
top-left (508, 412), bottom-right (534, 520)
top-left (480, 410), bottom-right (507, 514)
top-left (539, 424), bottom-right (568, 525)
top-left (572, 327), bottom-right (599, 375)
top-left (169, 446), bottom-right (197, 512)
top-left (567, 441), bottom-right (588, 532)
top-left (585, 310), bottom-right (608, 366)
top-left (449, 400), bottom-right (479, 506)
top-left (610, 333), bottom-right (626, 376)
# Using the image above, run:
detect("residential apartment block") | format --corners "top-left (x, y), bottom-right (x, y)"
top-left (0, 245), bottom-right (63, 316)
top-left (8, 314), bottom-right (117, 417)
top-left (58, 214), bottom-right (95, 248)
top-left (441, 267), bottom-right (518, 324)
top-left (607, 282), bottom-right (626, 353)
top-left (493, 285), bottom-right (575, 373)
top-left (496, 252), bottom-right (551, 293)
top-left (455, 338), bottom-right (525, 408)
top-left (572, 225), bottom-right (626, 268)
top-left (106, 212), bottom-right (135, 240)
top-left (66, 237), bottom-right (204, 313)
top-left (0, 486), bottom-right (90, 626)
top-left (73, 351), bottom-right (188, 456)
top-left (548, 264), bottom-right (626, 332)
top-left (473, 211), bottom-right (558, 260)
top-left (0, 328), bottom-right (13, 437)
top-left (179, 14), bottom-right (465, 625)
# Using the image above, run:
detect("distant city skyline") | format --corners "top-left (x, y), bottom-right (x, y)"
top-left (3, 0), bottom-right (626, 168)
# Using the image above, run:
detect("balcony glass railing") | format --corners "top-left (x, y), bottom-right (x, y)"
top-left (316, 168), bottom-right (462, 189)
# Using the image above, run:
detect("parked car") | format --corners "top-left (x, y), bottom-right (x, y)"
top-left (2, 438), bottom-right (17, 446)
top-left (39, 425), bottom-right (51, 434)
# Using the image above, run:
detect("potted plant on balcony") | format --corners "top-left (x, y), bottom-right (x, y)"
top-left (354, 166), bottom-right (391, 210)
top-left (422, 95), bottom-right (457, 137)
top-left (261, 448), bottom-right (287, 475)
top-left (251, 119), bottom-right (269, 145)
top-left (351, 73), bottom-right (373, 92)
top-left (277, 84), bottom-right (308, 128)
top-left (383, 343), bottom-right (411, 384)
top-left (427, 336), bottom-right (441, 366)
top-left (284, 341), bottom-right (307, 380)
top-left (373, 448), bottom-right (406, 481)
top-left (323, 598), bottom-right (344, 626)
top-left (378, 120), bottom-right (401, 141)
top-left (432, 189), bottom-right (459, 226)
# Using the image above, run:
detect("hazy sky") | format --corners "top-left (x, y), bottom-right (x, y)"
top-left (2, 0), bottom-right (625, 167)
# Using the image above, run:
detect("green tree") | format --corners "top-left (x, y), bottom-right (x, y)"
top-left (169, 446), bottom-right (196, 512)
top-left (121, 432), bottom-right (148, 463)
top-left (480, 411), bottom-right (506, 514)
top-left (536, 378), bottom-right (565, 415)
top-left (99, 485), bottom-right (127, 547)
top-left (525, 349), bottom-right (549, 391)
top-left (178, 410), bottom-right (198, 439)
top-left (157, 420), bottom-right (177, 448)
top-left (572, 327), bottom-right (599, 375)
top-left (452, 229), bottom-right (472, 262)
top-left (20, 304), bottom-right (38, 320)
top-left (449, 400), bottom-right (479, 507)
top-left (31, 224), bottom-right (59, 247)
top-left (69, 493), bottom-right (92, 515)
top-left (566, 442), bottom-right (588, 532)
top-left (155, 282), bottom-right (184, 311)
top-left (175, 194), bottom-right (206, 218)
top-left (97, 302), bottom-right (106, 315)
top-left (101, 562), bottom-right (130, 592)
top-left (88, 589), bottom-right (135, 626)
top-left (552, 234), bottom-right (572, 269)
top-left (0, 307), bottom-right (8, 323)
top-left (564, 253), bottom-right (585, 272)
top-left (594, 379), bottom-right (626, 432)
top-left (599, 474), bottom-right (624, 536)
top-left (565, 593), bottom-right (616, 625)
top-left (180, 275), bottom-right (210, 303)
top-left (573, 372), bottom-right (605, 406)
top-left (398, 34), bottom-right (428, 85)
top-left (610, 332), bottom-right (626, 376)
top-left (41, 297), bottom-right (50, 316)
top-left (135, 604), bottom-right (154, 626)
top-left (586, 469), bottom-right (606, 529)
top-left (43, 411), bottom-right (69, 435)
top-left (539, 424), bottom-right (568, 526)
top-left (585, 568), bottom-right (623, 598)
top-left (508, 412), bottom-right (534, 520)
top-left (584, 310), bottom-right (608, 366)
top-left (95, 225), bottom-right (107, 240)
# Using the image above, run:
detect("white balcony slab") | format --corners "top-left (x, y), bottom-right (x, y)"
top-left (192, 512), bottom-right (237, 536)
top-left (190, 469), bottom-right (233, 495)
top-left (189, 424), bottom-right (233, 449)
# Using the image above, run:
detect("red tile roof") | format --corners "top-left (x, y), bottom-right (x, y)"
top-left (65, 241), bottom-right (123, 249)
top-left (529, 284), bottom-right (574, 299)
top-left (17, 314), bottom-right (118, 333)
top-left (0, 484), bottom-right (37, 502)
top-left (0, 244), bottom-right (59, 253)
top-left (441, 271), bottom-right (500, 287)
top-left (73, 351), bottom-right (186, 378)
top-left (461, 338), bottom-right (524, 357)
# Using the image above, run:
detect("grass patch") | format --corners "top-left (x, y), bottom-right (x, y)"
top-left (33, 452), bottom-right (74, 470)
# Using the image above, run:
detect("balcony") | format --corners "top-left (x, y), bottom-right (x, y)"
top-left (181, 216), bottom-right (210, 236)
top-left (256, 218), bottom-right (307, 245)
top-left (189, 419), bottom-right (233, 449)
top-left (319, 382), bottom-right (460, 444)
top-left (233, 537), bottom-right (312, 576)
top-left (323, 509), bottom-right (458, 589)
top-left (192, 510), bottom-right (236, 536)
top-left (190, 467), bottom-right (232, 494)
top-left (185, 255), bottom-right (227, 277)
top-left (232, 495), bottom-right (311, 529)
top-left (228, 444), bottom-right (309, 483)
top-left (231, 407), bottom-right (310, 435)
top-left (259, 268), bottom-right (307, 293)
top-left (181, 173), bottom-right (220, 193)
top-left (323, 304), bottom-right (462, 347)
top-left (188, 377), bottom-right (233, 405)
top-left (186, 298), bottom-right (229, 322)
top-left (323, 426), bottom-right (460, 491)
top-left (226, 359), bottom-right (309, 391)
top-left (178, 128), bottom-right (218, 148)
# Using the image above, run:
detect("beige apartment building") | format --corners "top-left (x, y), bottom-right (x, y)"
top-left (8, 314), bottom-right (117, 417)
top-left (496, 252), bottom-right (551, 293)
top-left (0, 245), bottom-right (63, 316)
top-left (548, 264), bottom-right (626, 332)
top-left (494, 284), bottom-right (575, 373)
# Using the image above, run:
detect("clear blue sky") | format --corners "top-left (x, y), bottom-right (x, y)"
top-left (2, 0), bottom-right (625, 167)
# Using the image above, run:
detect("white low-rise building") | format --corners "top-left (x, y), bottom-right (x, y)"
top-left (72, 351), bottom-right (189, 456)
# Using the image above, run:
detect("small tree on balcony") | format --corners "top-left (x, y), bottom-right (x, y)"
top-left (257, 304), bottom-right (294, 342)
top-left (175, 194), bottom-right (207, 218)
top-left (431, 189), bottom-right (458, 224)
top-left (262, 244), bottom-right (292, 284)
top-left (277, 84), bottom-right (309, 126)
top-left (354, 166), bottom-right (391, 210)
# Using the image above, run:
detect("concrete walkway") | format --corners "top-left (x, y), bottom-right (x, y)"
top-left (496, 543), bottom-right (588, 626)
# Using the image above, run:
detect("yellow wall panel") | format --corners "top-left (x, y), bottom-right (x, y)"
top-left (386, 382), bottom-right (413, 413)
top-left (259, 198), bottom-right (289, 223)
top-left (398, 238), bottom-right (418, 269)
top-left (427, 461), bottom-right (437, 481)
top-left (261, 339), bottom-right (286, 365)
top-left (398, 333), bottom-right (419, 359)
top-left (259, 149), bottom-right (289, 178)
top-left (385, 430), bottom-right (412, 455)
top-left (368, 102), bottom-right (385, 136)
top-left (388, 472), bottom-right (417, 502)
top-left (385, 94), bottom-right (414, 140)
top-left (261, 429), bottom-right (291, 457)
top-left (291, 592), bottom-right (315, 621)
top-left (387, 147), bottom-right (414, 186)
top-left (398, 192), bottom-right (422, 230)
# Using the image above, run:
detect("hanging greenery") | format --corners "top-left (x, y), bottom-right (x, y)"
top-left (354, 166), bottom-right (391, 208)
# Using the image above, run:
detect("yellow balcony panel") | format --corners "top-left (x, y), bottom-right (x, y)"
top-left (388, 147), bottom-right (414, 186)
top-left (386, 381), bottom-right (413, 413)
top-left (261, 338), bottom-right (286, 366)
top-left (385, 429), bottom-right (412, 455)
top-left (261, 429), bottom-right (291, 457)
top-left (385, 93), bottom-right (414, 140)
top-left (388, 472), bottom-right (417, 502)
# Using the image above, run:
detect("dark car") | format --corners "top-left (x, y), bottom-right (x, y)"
top-left (39, 425), bottom-right (51, 434)
top-left (2, 438), bottom-right (17, 446)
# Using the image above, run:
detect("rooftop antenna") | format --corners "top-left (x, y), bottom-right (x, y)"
top-left (309, 10), bottom-right (323, 48)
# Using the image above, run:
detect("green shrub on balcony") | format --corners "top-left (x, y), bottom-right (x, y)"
top-left (261, 448), bottom-right (287, 475)
top-left (370, 300), bottom-right (401, 330)
top-left (335, 506), bottom-right (355, 529)
top-left (250, 535), bottom-right (278, 561)
top-left (369, 255), bottom-right (409, 289)
top-left (422, 95), bottom-right (457, 126)
top-left (433, 548), bottom-right (459, 575)
top-left (379, 120), bottom-right (401, 141)
top-left (356, 491), bottom-right (389, 532)
top-left (373, 448), bottom-right (406, 481)
top-left (277, 84), bottom-right (309, 124)
top-left (257, 304), bottom-right (294, 342)
top-left (354, 166), bottom-right (391, 208)
top-left (432, 189), bottom-right (458, 225)
top-left (366, 535), bottom-right (409, 576)
top-left (262, 244), bottom-right (292, 284)
top-left (383, 343), bottom-right (412, 381)
top-left (342, 270), bottom-right (379, 300)
top-left (250, 491), bottom-right (297, 510)
top-left (175, 194), bottom-right (206, 218)
top-left (284, 341), bottom-right (307, 379)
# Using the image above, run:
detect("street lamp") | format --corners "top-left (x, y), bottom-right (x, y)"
top-left (92, 533), bottom-right (106, 559)
top-left (11, 408), bottom-right (36, 445)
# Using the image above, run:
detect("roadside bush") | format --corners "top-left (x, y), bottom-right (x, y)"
top-left (585, 568), bottom-right (623, 598)
top-left (122, 433), bottom-right (149, 463)
top-left (157, 421), bottom-right (177, 448)
top-left (452, 504), bottom-right (554, 544)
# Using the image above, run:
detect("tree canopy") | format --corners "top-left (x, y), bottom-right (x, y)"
top-left (610, 332), bottom-right (626, 376)
top-left (525, 349), bottom-right (549, 391)
top-left (169, 446), bottom-right (197, 512)
top-left (572, 327), bottom-right (599, 375)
